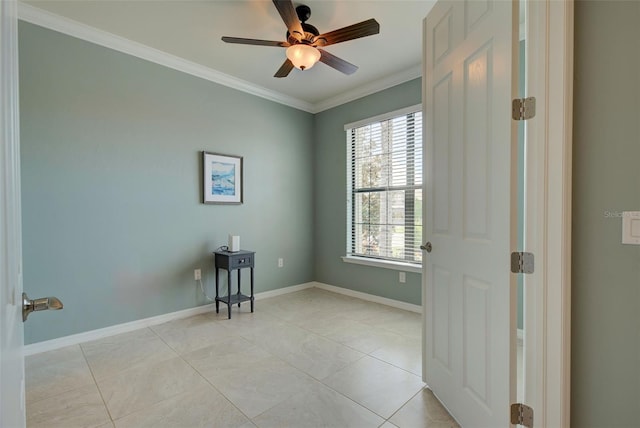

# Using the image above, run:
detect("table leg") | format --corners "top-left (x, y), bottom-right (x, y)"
top-left (227, 269), bottom-right (232, 319)
top-left (237, 269), bottom-right (242, 307)
top-left (215, 267), bottom-right (219, 313)
top-left (250, 267), bottom-right (254, 313)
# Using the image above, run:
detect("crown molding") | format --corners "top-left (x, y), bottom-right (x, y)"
top-left (310, 64), bottom-right (422, 113)
top-left (17, 2), bottom-right (421, 114)
top-left (17, 2), bottom-right (315, 113)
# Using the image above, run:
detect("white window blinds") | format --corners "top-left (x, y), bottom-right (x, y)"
top-left (346, 106), bottom-right (423, 264)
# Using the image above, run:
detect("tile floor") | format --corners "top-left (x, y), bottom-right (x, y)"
top-left (25, 288), bottom-right (459, 428)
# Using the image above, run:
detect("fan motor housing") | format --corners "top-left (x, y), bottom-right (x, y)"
top-left (286, 4), bottom-right (319, 44)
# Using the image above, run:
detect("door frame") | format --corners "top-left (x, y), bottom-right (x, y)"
top-left (523, 1), bottom-right (573, 426)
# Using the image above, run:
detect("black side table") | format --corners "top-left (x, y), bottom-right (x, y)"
top-left (213, 250), bottom-right (255, 319)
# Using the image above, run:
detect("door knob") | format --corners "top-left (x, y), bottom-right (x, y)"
top-left (22, 292), bottom-right (63, 322)
top-left (421, 242), bottom-right (433, 253)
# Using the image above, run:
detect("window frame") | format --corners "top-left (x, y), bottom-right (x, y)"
top-left (344, 104), bottom-right (423, 270)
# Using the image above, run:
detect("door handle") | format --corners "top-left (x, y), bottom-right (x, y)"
top-left (420, 242), bottom-right (433, 253)
top-left (22, 292), bottom-right (63, 322)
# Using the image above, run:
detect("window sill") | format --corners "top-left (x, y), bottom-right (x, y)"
top-left (341, 256), bottom-right (422, 273)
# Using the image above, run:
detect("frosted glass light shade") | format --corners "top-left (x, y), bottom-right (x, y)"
top-left (286, 44), bottom-right (321, 70)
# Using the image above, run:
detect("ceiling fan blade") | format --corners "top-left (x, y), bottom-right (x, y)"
top-left (318, 49), bottom-right (358, 75)
top-left (313, 19), bottom-right (380, 47)
top-left (274, 59), bottom-right (295, 78)
top-left (221, 36), bottom-right (289, 47)
top-left (272, 0), bottom-right (304, 41)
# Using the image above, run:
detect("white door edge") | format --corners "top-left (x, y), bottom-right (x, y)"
top-left (0, 0), bottom-right (26, 426)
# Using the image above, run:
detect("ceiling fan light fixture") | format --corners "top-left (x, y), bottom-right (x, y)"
top-left (221, 1), bottom-right (380, 78)
top-left (286, 44), bottom-right (320, 71)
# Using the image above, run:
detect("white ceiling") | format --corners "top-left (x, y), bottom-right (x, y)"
top-left (20, 0), bottom-right (436, 112)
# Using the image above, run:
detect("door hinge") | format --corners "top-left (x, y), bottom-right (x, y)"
top-left (512, 97), bottom-right (536, 120)
top-left (511, 252), bottom-right (534, 274)
top-left (510, 403), bottom-right (534, 427)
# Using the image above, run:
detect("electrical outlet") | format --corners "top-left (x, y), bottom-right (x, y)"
top-left (278, 258), bottom-right (284, 268)
top-left (399, 272), bottom-right (406, 283)
top-left (194, 269), bottom-right (201, 280)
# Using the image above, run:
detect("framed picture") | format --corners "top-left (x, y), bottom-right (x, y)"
top-left (202, 152), bottom-right (243, 204)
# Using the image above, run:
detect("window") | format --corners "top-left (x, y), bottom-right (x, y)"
top-left (346, 105), bottom-right (423, 266)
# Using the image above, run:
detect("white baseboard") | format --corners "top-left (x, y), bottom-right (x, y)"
top-left (24, 282), bottom-right (313, 356)
top-left (254, 282), bottom-right (315, 300)
top-left (312, 281), bottom-right (422, 314)
top-left (24, 303), bottom-right (215, 356)
top-left (24, 281), bottom-right (420, 355)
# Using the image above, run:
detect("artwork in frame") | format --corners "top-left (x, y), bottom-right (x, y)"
top-left (202, 152), bottom-right (243, 204)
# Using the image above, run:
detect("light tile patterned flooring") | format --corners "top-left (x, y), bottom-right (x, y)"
top-left (25, 288), bottom-right (459, 428)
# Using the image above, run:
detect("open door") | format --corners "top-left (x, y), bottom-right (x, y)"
top-left (421, 0), bottom-right (518, 426)
top-left (0, 0), bottom-right (26, 427)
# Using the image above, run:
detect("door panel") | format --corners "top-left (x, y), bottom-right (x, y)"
top-left (432, 266), bottom-right (451, 370)
top-left (465, 0), bottom-right (492, 35)
top-left (423, 0), bottom-right (517, 426)
top-left (463, 43), bottom-right (492, 240)
top-left (433, 75), bottom-right (452, 235)
top-left (463, 275), bottom-right (490, 406)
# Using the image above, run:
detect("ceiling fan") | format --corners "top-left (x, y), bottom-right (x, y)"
top-left (221, 0), bottom-right (380, 78)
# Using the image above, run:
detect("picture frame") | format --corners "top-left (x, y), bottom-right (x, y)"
top-left (202, 152), bottom-right (243, 204)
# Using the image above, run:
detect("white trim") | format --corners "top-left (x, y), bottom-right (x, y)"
top-left (545, 1), bottom-right (573, 425)
top-left (341, 256), bottom-right (422, 274)
top-left (16, 2), bottom-right (315, 113)
top-left (24, 281), bottom-right (420, 355)
top-left (313, 281), bottom-right (422, 313)
top-left (16, 2), bottom-right (420, 114)
top-left (24, 303), bottom-right (216, 356)
top-left (24, 282), bottom-right (314, 356)
top-left (525, 1), bottom-right (573, 427)
top-left (253, 282), bottom-right (315, 300)
top-left (315, 65), bottom-right (422, 113)
top-left (344, 103), bottom-right (422, 131)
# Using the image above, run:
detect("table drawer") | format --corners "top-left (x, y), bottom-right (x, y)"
top-left (231, 254), bottom-right (253, 268)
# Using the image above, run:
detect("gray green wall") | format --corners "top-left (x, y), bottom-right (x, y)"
top-left (313, 79), bottom-right (422, 305)
top-left (572, 1), bottom-right (640, 426)
top-left (19, 22), bottom-right (315, 344)
top-left (24, 10), bottom-right (640, 425)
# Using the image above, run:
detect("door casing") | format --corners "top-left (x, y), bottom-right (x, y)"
top-left (522, 1), bottom-right (573, 426)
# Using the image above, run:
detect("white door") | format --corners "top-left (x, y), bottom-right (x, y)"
top-left (422, 0), bottom-right (518, 426)
top-left (0, 0), bottom-right (26, 426)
